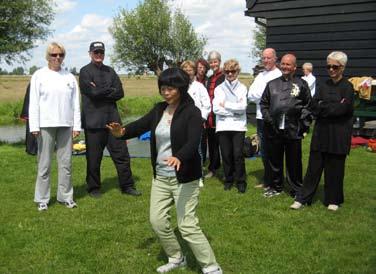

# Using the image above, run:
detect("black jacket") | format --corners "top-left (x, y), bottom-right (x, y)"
top-left (79, 62), bottom-right (124, 129)
top-left (310, 77), bottom-right (354, 155)
top-left (122, 95), bottom-right (203, 183)
top-left (260, 76), bottom-right (312, 139)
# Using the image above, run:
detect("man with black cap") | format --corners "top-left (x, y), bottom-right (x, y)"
top-left (79, 41), bottom-right (141, 198)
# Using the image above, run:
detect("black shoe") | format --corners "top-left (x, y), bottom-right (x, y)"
top-left (224, 183), bottom-right (232, 191)
top-left (237, 183), bottom-right (247, 193)
top-left (89, 189), bottom-right (102, 198)
top-left (122, 188), bottom-right (142, 196)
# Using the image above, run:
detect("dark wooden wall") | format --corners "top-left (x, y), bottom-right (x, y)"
top-left (245, 0), bottom-right (376, 77)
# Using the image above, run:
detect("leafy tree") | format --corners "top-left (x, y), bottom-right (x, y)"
top-left (110, 0), bottom-right (205, 75)
top-left (251, 24), bottom-right (266, 63)
top-left (70, 67), bottom-right (78, 75)
top-left (0, 0), bottom-right (54, 65)
top-left (11, 67), bottom-right (25, 75)
top-left (29, 65), bottom-right (39, 75)
top-left (0, 68), bottom-right (8, 75)
top-left (169, 9), bottom-right (206, 67)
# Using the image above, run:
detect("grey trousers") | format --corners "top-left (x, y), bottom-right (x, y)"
top-left (34, 127), bottom-right (73, 204)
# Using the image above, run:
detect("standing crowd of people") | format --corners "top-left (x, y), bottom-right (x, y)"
top-left (27, 40), bottom-right (354, 273)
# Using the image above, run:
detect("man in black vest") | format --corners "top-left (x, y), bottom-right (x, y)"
top-left (260, 54), bottom-right (312, 198)
top-left (79, 41), bottom-right (140, 198)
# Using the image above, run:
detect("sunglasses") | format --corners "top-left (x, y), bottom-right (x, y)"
top-left (224, 70), bottom-right (237, 74)
top-left (50, 53), bottom-right (65, 58)
top-left (326, 64), bottom-right (342, 70)
top-left (93, 50), bottom-right (105, 55)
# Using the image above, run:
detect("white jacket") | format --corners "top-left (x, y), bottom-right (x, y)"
top-left (302, 73), bottom-right (316, 97)
top-left (247, 68), bottom-right (281, 119)
top-left (187, 80), bottom-right (211, 120)
top-left (29, 66), bottom-right (81, 132)
top-left (213, 79), bottom-right (247, 132)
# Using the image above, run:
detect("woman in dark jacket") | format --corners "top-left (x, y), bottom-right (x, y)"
top-left (290, 51), bottom-right (354, 211)
top-left (107, 68), bottom-right (222, 274)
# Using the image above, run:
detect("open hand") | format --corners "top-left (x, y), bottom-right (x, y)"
top-left (164, 156), bottom-right (181, 171)
top-left (106, 122), bottom-right (125, 137)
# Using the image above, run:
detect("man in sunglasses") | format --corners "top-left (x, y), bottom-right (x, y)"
top-left (260, 53), bottom-right (312, 199)
top-left (79, 41), bottom-right (141, 198)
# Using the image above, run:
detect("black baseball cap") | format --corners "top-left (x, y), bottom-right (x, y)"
top-left (89, 41), bottom-right (105, 52)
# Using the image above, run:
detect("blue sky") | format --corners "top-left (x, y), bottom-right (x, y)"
top-left (2, 0), bottom-right (257, 73)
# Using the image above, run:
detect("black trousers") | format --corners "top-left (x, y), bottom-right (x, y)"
top-left (200, 128), bottom-right (208, 164)
top-left (266, 136), bottom-right (302, 193)
top-left (296, 151), bottom-right (346, 206)
top-left (218, 131), bottom-right (246, 185)
top-left (84, 128), bottom-right (134, 193)
top-left (257, 119), bottom-right (271, 186)
top-left (206, 127), bottom-right (221, 172)
top-left (25, 120), bottom-right (38, 155)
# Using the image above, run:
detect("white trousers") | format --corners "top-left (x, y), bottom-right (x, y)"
top-left (34, 127), bottom-right (73, 204)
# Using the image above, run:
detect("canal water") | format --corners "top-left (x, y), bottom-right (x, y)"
top-left (0, 125), bottom-right (151, 158)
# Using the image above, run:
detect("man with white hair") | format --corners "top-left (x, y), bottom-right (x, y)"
top-left (302, 62), bottom-right (316, 96)
top-left (248, 48), bottom-right (282, 189)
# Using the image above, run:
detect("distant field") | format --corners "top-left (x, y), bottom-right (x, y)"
top-left (0, 74), bottom-right (252, 103)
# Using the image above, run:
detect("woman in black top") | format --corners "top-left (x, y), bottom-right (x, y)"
top-left (290, 51), bottom-right (354, 211)
top-left (107, 68), bottom-right (222, 274)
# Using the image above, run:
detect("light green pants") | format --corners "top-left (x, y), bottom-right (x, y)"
top-left (150, 175), bottom-right (218, 269)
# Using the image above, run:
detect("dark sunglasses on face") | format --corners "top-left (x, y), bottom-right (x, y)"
top-left (93, 50), bottom-right (104, 55)
top-left (50, 53), bottom-right (65, 58)
top-left (326, 64), bottom-right (341, 70)
top-left (224, 70), bottom-right (237, 74)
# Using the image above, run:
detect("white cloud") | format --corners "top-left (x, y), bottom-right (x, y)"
top-left (171, 0), bottom-right (257, 72)
top-left (54, 0), bottom-right (78, 13)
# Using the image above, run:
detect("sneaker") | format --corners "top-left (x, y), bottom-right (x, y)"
top-left (62, 200), bottom-right (77, 209)
top-left (157, 256), bottom-right (186, 273)
top-left (290, 201), bottom-right (303, 210)
top-left (328, 204), bottom-right (339, 211)
top-left (199, 178), bottom-right (204, 188)
top-left (89, 189), bottom-right (102, 198)
top-left (254, 183), bottom-right (265, 189)
top-left (263, 189), bottom-right (281, 198)
top-left (37, 202), bottom-right (48, 211)
top-left (204, 171), bottom-right (214, 179)
top-left (202, 266), bottom-right (223, 274)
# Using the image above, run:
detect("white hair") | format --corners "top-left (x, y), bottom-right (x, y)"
top-left (208, 51), bottom-right (221, 61)
top-left (327, 51), bottom-right (348, 67)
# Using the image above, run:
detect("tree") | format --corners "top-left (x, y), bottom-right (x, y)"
top-left (29, 65), bottom-right (39, 75)
top-left (0, 0), bottom-right (54, 65)
top-left (251, 24), bottom-right (266, 63)
top-left (11, 67), bottom-right (25, 75)
top-left (169, 9), bottom-right (206, 67)
top-left (110, 0), bottom-right (206, 75)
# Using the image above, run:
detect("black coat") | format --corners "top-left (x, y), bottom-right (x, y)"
top-left (260, 76), bottom-right (312, 139)
top-left (310, 77), bottom-right (354, 155)
top-left (79, 62), bottom-right (124, 129)
top-left (122, 95), bottom-right (203, 183)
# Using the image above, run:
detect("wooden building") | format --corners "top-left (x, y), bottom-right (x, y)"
top-left (244, 0), bottom-right (376, 78)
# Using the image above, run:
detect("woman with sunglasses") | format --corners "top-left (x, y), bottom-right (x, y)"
top-left (29, 42), bottom-right (81, 211)
top-left (107, 68), bottom-right (222, 274)
top-left (290, 51), bottom-right (354, 211)
top-left (212, 59), bottom-right (248, 193)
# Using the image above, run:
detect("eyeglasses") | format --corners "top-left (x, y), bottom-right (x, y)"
top-left (224, 70), bottom-right (237, 74)
top-left (326, 64), bottom-right (342, 70)
top-left (50, 53), bottom-right (65, 58)
top-left (93, 50), bottom-right (105, 55)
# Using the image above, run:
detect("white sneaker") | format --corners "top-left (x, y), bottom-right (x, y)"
top-left (204, 171), bottom-right (214, 179)
top-left (199, 178), bottom-right (204, 188)
top-left (37, 202), bottom-right (48, 211)
top-left (328, 204), bottom-right (339, 211)
top-left (202, 265), bottom-right (223, 274)
top-left (290, 201), bottom-right (303, 210)
top-left (59, 200), bottom-right (77, 209)
top-left (157, 256), bottom-right (186, 273)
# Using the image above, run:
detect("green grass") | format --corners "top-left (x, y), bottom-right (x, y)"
top-left (0, 129), bottom-right (375, 274)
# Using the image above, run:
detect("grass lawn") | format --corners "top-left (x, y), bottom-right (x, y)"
top-left (0, 128), bottom-right (375, 273)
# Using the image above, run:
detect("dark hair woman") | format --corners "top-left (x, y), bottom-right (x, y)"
top-left (107, 68), bottom-right (222, 274)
